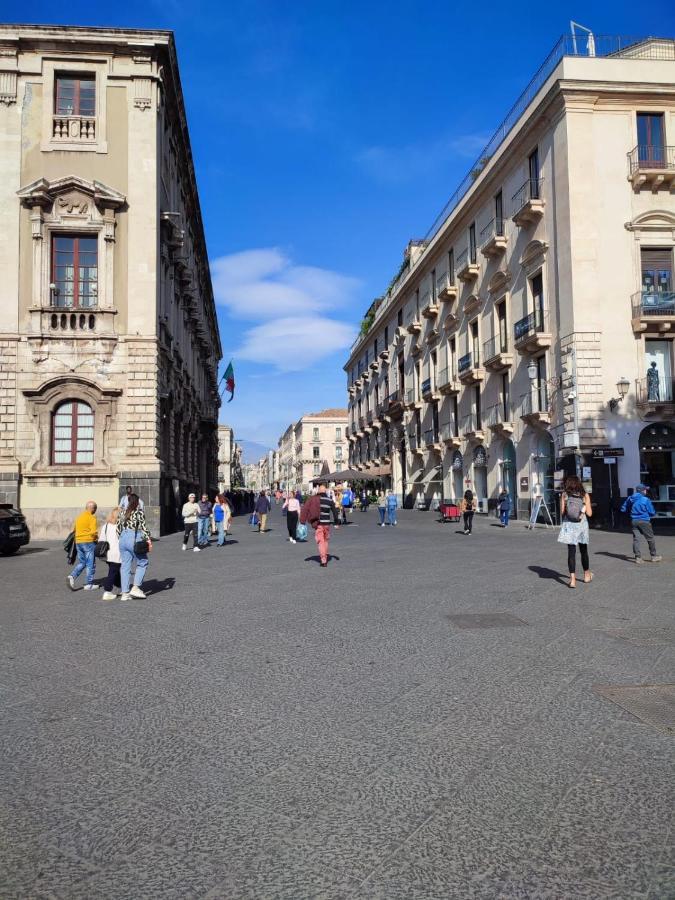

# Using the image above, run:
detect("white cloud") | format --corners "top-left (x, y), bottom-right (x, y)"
top-left (211, 248), bottom-right (361, 319)
top-left (356, 132), bottom-right (490, 184)
top-left (237, 316), bottom-right (356, 371)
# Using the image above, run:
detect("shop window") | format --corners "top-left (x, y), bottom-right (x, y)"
top-left (52, 400), bottom-right (94, 465)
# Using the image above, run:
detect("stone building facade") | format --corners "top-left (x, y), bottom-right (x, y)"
top-left (274, 409), bottom-right (348, 492)
top-left (345, 37), bottom-right (675, 523)
top-left (0, 25), bottom-right (221, 537)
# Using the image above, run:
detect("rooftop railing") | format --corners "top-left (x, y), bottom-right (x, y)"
top-left (349, 34), bottom-right (675, 358)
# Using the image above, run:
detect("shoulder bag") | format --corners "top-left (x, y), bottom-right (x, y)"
top-left (95, 524), bottom-right (110, 559)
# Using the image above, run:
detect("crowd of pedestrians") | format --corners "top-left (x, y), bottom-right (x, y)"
top-left (64, 475), bottom-right (664, 592)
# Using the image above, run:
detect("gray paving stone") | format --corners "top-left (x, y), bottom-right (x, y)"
top-left (1, 508), bottom-right (674, 898)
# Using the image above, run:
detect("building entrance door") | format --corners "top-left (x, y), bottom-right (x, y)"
top-left (640, 424), bottom-right (675, 517)
top-left (500, 439), bottom-right (516, 518)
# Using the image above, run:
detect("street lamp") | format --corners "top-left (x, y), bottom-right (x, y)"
top-left (527, 360), bottom-right (538, 381)
top-left (608, 376), bottom-right (630, 411)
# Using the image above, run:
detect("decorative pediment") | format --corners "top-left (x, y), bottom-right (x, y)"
top-left (487, 269), bottom-right (512, 297)
top-left (17, 176), bottom-right (125, 211)
top-left (625, 210), bottom-right (675, 235)
top-left (520, 239), bottom-right (548, 275)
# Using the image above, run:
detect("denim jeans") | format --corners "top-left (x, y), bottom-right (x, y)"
top-left (500, 509), bottom-right (509, 526)
top-left (119, 529), bottom-right (149, 594)
top-left (198, 517), bottom-right (210, 545)
top-left (387, 506), bottom-right (397, 525)
top-left (70, 542), bottom-right (96, 585)
top-left (216, 520), bottom-right (225, 546)
top-left (378, 507), bottom-right (386, 524)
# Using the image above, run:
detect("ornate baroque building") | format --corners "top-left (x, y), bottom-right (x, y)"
top-left (345, 36), bottom-right (675, 523)
top-left (0, 25), bottom-right (221, 537)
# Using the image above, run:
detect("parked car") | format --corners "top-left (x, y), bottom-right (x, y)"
top-left (0, 503), bottom-right (30, 555)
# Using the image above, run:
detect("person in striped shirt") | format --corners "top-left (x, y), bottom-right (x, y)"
top-left (300, 484), bottom-right (340, 567)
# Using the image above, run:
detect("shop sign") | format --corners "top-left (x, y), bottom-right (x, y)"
top-left (591, 448), bottom-right (624, 459)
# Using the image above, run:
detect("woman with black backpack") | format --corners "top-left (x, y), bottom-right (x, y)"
top-left (558, 475), bottom-right (593, 588)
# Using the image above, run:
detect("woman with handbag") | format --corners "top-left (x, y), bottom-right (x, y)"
top-left (100, 507), bottom-right (122, 600)
top-left (116, 493), bottom-right (152, 601)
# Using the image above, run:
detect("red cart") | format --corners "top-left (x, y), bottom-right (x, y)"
top-left (439, 503), bottom-right (460, 522)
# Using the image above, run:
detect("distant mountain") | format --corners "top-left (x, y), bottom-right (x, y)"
top-left (238, 439), bottom-right (273, 464)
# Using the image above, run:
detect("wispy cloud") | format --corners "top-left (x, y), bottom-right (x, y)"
top-left (355, 132), bottom-right (490, 184)
top-left (237, 316), bottom-right (355, 370)
top-left (211, 248), bottom-right (360, 372)
top-left (212, 248), bottom-right (360, 319)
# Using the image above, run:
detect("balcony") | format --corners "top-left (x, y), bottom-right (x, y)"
top-left (411, 339), bottom-right (423, 358)
top-left (513, 309), bottom-right (552, 354)
top-left (519, 389), bottom-right (550, 427)
top-left (512, 178), bottom-right (545, 227)
top-left (483, 335), bottom-right (513, 372)
top-left (458, 352), bottom-right (485, 385)
top-left (409, 434), bottom-right (425, 456)
top-left (456, 248), bottom-right (479, 283)
top-left (395, 325), bottom-right (407, 343)
top-left (636, 376), bottom-right (675, 415)
top-left (383, 389), bottom-right (403, 420)
top-left (436, 270), bottom-right (458, 303)
top-left (440, 421), bottom-right (461, 448)
top-left (52, 114), bottom-right (96, 142)
top-left (485, 403), bottom-right (514, 436)
top-left (480, 218), bottom-right (507, 258)
top-left (379, 348), bottom-right (390, 362)
top-left (631, 291), bottom-right (675, 334)
top-left (425, 325), bottom-right (440, 345)
top-left (424, 428), bottom-right (442, 453)
top-left (407, 316), bottom-right (422, 335)
top-left (369, 358), bottom-right (379, 372)
top-left (442, 310), bottom-right (459, 331)
top-left (437, 365), bottom-right (460, 395)
top-left (348, 384), bottom-right (356, 397)
top-left (421, 377), bottom-right (441, 402)
top-left (421, 291), bottom-right (440, 319)
top-left (628, 145), bottom-right (675, 190)
top-left (461, 412), bottom-right (485, 443)
top-left (463, 292), bottom-right (482, 315)
top-left (361, 369), bottom-right (370, 382)
top-left (405, 388), bottom-right (422, 411)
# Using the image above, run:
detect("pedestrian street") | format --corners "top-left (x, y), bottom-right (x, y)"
top-left (2, 506), bottom-right (674, 898)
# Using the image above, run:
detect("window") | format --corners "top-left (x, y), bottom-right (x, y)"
top-left (55, 74), bottom-right (96, 117)
top-left (448, 248), bottom-right (455, 283)
top-left (531, 272), bottom-right (544, 325)
top-left (335, 426), bottom-right (342, 440)
top-left (335, 446), bottom-right (343, 459)
top-left (51, 235), bottom-right (98, 308)
top-left (397, 308), bottom-right (403, 328)
top-left (528, 148), bottom-right (540, 198)
top-left (312, 427), bottom-right (319, 441)
top-left (474, 385), bottom-right (481, 430)
top-left (501, 373), bottom-right (510, 419)
top-left (431, 268), bottom-right (437, 301)
top-left (373, 337), bottom-right (378, 357)
top-left (52, 400), bottom-right (94, 465)
top-left (637, 113), bottom-right (665, 165)
top-left (313, 446), bottom-right (320, 459)
top-left (641, 248), bottom-right (672, 299)
top-left (495, 190), bottom-right (504, 235)
top-left (470, 320), bottom-right (479, 363)
top-left (313, 462), bottom-right (320, 475)
top-left (469, 224), bottom-right (477, 264)
top-left (497, 301), bottom-right (507, 352)
top-left (384, 325), bottom-right (389, 346)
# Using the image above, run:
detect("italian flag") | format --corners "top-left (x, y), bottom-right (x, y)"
top-left (224, 361), bottom-right (235, 402)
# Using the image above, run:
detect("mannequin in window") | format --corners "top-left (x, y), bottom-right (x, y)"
top-left (647, 361), bottom-right (660, 401)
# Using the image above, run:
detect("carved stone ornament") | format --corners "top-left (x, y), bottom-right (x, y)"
top-left (0, 70), bottom-right (17, 105)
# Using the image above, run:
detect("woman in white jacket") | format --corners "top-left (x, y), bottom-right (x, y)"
top-left (100, 507), bottom-right (122, 600)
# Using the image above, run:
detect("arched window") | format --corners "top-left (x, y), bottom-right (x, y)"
top-left (52, 400), bottom-right (94, 464)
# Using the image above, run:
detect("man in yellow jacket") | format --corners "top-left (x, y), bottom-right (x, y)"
top-left (67, 501), bottom-right (99, 591)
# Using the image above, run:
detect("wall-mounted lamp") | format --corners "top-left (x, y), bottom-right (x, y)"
top-left (527, 360), bottom-right (538, 381)
top-left (608, 376), bottom-right (630, 411)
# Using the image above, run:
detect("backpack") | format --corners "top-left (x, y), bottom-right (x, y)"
top-left (565, 493), bottom-right (584, 523)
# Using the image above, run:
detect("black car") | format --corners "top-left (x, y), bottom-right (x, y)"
top-left (0, 503), bottom-right (30, 555)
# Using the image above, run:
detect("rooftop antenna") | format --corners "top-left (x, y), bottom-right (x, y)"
top-left (570, 21), bottom-right (596, 57)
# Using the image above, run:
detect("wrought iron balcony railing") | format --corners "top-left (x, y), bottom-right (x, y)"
top-left (628, 145), bottom-right (675, 174)
top-left (637, 376), bottom-right (675, 405)
top-left (514, 308), bottom-right (549, 342)
top-left (483, 334), bottom-right (509, 361)
top-left (512, 177), bottom-right (543, 213)
top-left (631, 291), bottom-right (675, 317)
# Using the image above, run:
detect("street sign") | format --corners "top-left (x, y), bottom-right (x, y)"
top-left (591, 448), bottom-right (624, 459)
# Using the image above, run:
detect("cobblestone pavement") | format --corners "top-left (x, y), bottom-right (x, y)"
top-left (1, 507), bottom-right (674, 899)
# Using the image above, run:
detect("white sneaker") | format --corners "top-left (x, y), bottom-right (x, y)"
top-left (83, 584), bottom-right (100, 591)
top-left (67, 575), bottom-right (76, 591)
top-left (101, 591), bottom-right (116, 601)
top-left (120, 593), bottom-right (131, 602)
top-left (193, 547), bottom-right (201, 552)
top-left (290, 538), bottom-right (296, 544)
top-left (182, 545), bottom-right (187, 551)
top-left (380, 523), bottom-right (385, 527)
top-left (129, 585), bottom-right (146, 599)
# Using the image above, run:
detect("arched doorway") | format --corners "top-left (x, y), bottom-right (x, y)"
top-left (451, 450), bottom-right (463, 501)
top-left (639, 423), bottom-right (675, 511)
top-left (500, 439), bottom-right (516, 518)
top-left (473, 444), bottom-right (488, 510)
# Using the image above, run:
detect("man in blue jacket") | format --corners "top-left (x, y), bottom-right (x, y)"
top-left (620, 485), bottom-right (662, 564)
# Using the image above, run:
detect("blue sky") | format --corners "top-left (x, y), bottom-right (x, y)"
top-left (11, 1), bottom-right (675, 447)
